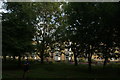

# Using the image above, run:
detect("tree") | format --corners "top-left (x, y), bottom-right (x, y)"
top-left (2, 2), bottom-right (36, 64)
top-left (65, 3), bottom-right (100, 71)
top-left (65, 2), bottom-right (120, 71)
top-left (32, 3), bottom-right (63, 64)
top-left (95, 3), bottom-right (120, 67)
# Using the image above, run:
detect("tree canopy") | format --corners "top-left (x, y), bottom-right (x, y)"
top-left (2, 2), bottom-right (120, 67)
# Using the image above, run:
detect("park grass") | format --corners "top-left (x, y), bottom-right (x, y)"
top-left (2, 61), bottom-right (120, 80)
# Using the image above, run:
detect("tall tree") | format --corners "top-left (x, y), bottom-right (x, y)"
top-left (65, 2), bottom-right (120, 70)
top-left (32, 3), bottom-right (62, 64)
top-left (2, 2), bottom-right (36, 64)
top-left (65, 3), bottom-right (100, 70)
top-left (97, 3), bottom-right (120, 67)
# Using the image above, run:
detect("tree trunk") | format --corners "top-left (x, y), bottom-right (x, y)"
top-left (103, 56), bottom-right (108, 68)
top-left (103, 46), bottom-right (109, 69)
top-left (18, 55), bottom-right (21, 65)
top-left (74, 52), bottom-right (78, 66)
top-left (88, 54), bottom-right (92, 72)
top-left (3, 55), bottom-right (6, 62)
top-left (88, 45), bottom-right (92, 72)
top-left (40, 49), bottom-right (44, 64)
top-left (13, 55), bottom-right (15, 61)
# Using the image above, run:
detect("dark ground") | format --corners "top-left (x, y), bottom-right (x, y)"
top-left (2, 60), bottom-right (120, 80)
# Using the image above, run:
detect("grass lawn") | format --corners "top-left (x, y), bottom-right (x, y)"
top-left (2, 61), bottom-right (120, 80)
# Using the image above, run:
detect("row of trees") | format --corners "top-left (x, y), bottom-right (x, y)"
top-left (64, 2), bottom-right (120, 71)
top-left (2, 2), bottom-right (120, 71)
top-left (2, 2), bottom-right (62, 64)
top-left (2, 3), bottom-right (36, 64)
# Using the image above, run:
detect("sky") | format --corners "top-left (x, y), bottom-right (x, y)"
top-left (0, 0), bottom-right (7, 13)
top-left (0, 1), bottom-right (4, 13)
top-left (0, 1), bottom-right (3, 8)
